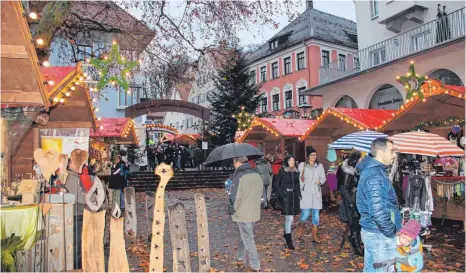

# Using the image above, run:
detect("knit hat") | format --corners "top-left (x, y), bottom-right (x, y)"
top-left (306, 146), bottom-right (317, 157)
top-left (400, 220), bottom-right (422, 239)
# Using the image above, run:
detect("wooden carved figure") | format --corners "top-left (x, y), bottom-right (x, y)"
top-left (124, 187), bottom-right (137, 242)
top-left (149, 163), bottom-right (174, 273)
top-left (33, 149), bottom-right (60, 181)
top-left (194, 193), bottom-right (211, 272)
top-left (168, 203), bottom-right (191, 272)
top-left (57, 154), bottom-right (69, 184)
top-left (69, 149), bottom-right (88, 174)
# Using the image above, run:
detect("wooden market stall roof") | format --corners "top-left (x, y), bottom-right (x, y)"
top-left (379, 79), bottom-right (465, 133)
top-left (90, 118), bottom-right (139, 145)
top-left (236, 117), bottom-right (316, 143)
top-left (38, 65), bottom-right (97, 129)
top-left (1, 1), bottom-right (49, 107)
top-left (299, 108), bottom-right (397, 141)
top-left (162, 133), bottom-right (200, 145)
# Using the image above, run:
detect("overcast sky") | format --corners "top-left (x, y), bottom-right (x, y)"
top-left (236, 0), bottom-right (356, 47)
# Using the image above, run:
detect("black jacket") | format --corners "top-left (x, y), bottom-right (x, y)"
top-left (337, 160), bottom-right (359, 223)
top-left (275, 166), bottom-right (301, 216)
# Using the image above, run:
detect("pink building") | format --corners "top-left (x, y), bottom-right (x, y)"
top-left (247, 1), bottom-right (358, 118)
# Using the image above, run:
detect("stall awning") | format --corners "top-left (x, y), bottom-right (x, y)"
top-left (38, 64), bottom-right (97, 130)
top-left (90, 118), bottom-right (139, 145)
top-left (161, 133), bottom-right (199, 145)
top-left (236, 117), bottom-right (316, 143)
top-left (300, 108), bottom-right (396, 141)
top-left (1, 1), bottom-right (49, 107)
top-left (379, 79), bottom-right (465, 133)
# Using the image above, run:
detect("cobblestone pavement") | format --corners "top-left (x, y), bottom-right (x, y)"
top-left (124, 188), bottom-right (465, 272)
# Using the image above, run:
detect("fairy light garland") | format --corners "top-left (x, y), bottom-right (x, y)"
top-left (236, 117), bottom-right (281, 143)
top-left (232, 106), bottom-right (254, 131)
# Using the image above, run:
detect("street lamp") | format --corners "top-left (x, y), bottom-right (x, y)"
top-left (298, 101), bottom-right (312, 119)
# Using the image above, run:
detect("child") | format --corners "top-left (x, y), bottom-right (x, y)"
top-left (395, 220), bottom-right (424, 272)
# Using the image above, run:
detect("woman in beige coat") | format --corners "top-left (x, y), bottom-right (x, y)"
top-left (297, 146), bottom-right (326, 243)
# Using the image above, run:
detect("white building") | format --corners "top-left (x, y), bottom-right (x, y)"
top-left (302, 0), bottom-right (465, 110)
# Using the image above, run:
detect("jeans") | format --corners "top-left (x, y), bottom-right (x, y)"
top-left (263, 185), bottom-right (269, 206)
top-left (74, 215), bottom-right (83, 269)
top-left (120, 188), bottom-right (125, 209)
top-left (237, 222), bottom-right (260, 270)
top-left (299, 208), bottom-right (320, 225)
top-left (361, 229), bottom-right (397, 272)
top-left (284, 215), bottom-right (294, 234)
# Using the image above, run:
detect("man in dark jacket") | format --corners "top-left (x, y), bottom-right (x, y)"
top-left (254, 155), bottom-right (273, 209)
top-left (229, 156), bottom-right (263, 272)
top-left (356, 138), bottom-right (401, 272)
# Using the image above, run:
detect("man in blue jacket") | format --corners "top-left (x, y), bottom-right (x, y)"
top-left (356, 138), bottom-right (401, 272)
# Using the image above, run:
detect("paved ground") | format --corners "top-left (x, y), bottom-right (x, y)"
top-left (124, 188), bottom-right (465, 272)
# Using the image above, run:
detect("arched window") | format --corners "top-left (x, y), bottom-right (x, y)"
top-left (335, 95), bottom-right (358, 108)
top-left (429, 69), bottom-right (464, 86)
top-left (369, 84), bottom-right (403, 110)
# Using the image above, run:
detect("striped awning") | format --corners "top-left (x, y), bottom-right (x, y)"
top-left (389, 131), bottom-right (464, 157)
top-left (329, 131), bottom-right (388, 153)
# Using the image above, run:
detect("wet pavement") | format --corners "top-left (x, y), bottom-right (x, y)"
top-left (125, 188), bottom-right (465, 272)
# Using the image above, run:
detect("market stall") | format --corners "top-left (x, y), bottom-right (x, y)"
top-left (299, 108), bottom-right (396, 168)
top-left (161, 133), bottom-right (200, 146)
top-left (236, 117), bottom-right (316, 163)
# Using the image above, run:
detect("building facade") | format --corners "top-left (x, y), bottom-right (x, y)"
top-left (247, 2), bottom-right (358, 118)
top-left (303, 0), bottom-right (465, 110)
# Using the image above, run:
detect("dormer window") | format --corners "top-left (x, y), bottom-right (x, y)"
top-left (269, 39), bottom-right (278, 50)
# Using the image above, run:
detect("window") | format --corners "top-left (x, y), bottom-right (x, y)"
top-left (284, 57), bottom-right (291, 75)
top-left (130, 85), bottom-right (143, 104)
top-left (370, 0), bottom-right (379, 18)
top-left (338, 54), bottom-right (346, 71)
top-left (120, 50), bottom-right (138, 61)
top-left (199, 93), bottom-right (206, 103)
top-left (272, 62), bottom-right (279, 79)
top-left (322, 50), bottom-right (330, 68)
top-left (371, 48), bottom-right (386, 66)
top-left (413, 31), bottom-right (431, 51)
top-left (76, 44), bottom-right (93, 61)
top-left (261, 97), bottom-right (268, 113)
top-left (260, 66), bottom-right (267, 82)
top-left (176, 122), bottom-right (179, 128)
top-left (272, 94), bottom-right (280, 111)
top-left (354, 56), bottom-right (360, 70)
top-left (269, 39), bottom-right (278, 50)
top-left (285, 91), bottom-right (292, 108)
top-left (298, 87), bottom-right (306, 105)
top-left (297, 52), bottom-right (305, 70)
top-left (249, 70), bottom-right (256, 85)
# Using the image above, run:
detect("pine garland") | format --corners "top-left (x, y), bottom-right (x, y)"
top-left (412, 116), bottom-right (465, 130)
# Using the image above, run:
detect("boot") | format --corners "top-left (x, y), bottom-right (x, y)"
top-left (284, 233), bottom-right (295, 250)
top-left (296, 222), bottom-right (305, 240)
top-left (353, 231), bottom-right (364, 256)
top-left (348, 231), bottom-right (364, 256)
top-left (312, 225), bottom-right (320, 244)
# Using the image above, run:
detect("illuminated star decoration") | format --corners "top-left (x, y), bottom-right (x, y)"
top-left (232, 106), bottom-right (254, 131)
top-left (89, 43), bottom-right (138, 91)
top-left (396, 61), bottom-right (427, 100)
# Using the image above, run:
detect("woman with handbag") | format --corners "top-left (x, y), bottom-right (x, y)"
top-left (297, 146), bottom-right (326, 243)
top-left (274, 155), bottom-right (301, 250)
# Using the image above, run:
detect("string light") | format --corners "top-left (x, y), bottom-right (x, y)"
top-left (59, 98), bottom-right (65, 103)
top-left (43, 61), bottom-right (50, 67)
top-left (29, 12), bottom-right (38, 19)
top-left (36, 38), bottom-right (44, 45)
top-left (53, 97), bottom-right (59, 103)
top-left (48, 81), bottom-right (54, 86)
top-left (65, 92), bottom-right (71, 97)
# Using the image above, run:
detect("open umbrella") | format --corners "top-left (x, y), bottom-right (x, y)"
top-left (204, 143), bottom-right (264, 166)
top-left (389, 131), bottom-right (464, 157)
top-left (329, 131), bottom-right (388, 153)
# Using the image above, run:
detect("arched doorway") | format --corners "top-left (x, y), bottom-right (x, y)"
top-left (369, 84), bottom-right (404, 110)
top-left (335, 95), bottom-right (358, 108)
top-left (429, 69), bottom-right (464, 86)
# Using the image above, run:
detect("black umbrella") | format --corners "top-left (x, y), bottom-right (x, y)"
top-left (204, 143), bottom-right (264, 167)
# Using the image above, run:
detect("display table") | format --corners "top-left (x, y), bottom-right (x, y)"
top-left (431, 176), bottom-right (465, 222)
top-left (0, 205), bottom-right (43, 272)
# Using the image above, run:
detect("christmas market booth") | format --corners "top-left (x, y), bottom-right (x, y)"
top-left (89, 118), bottom-right (139, 175)
top-left (299, 108), bottom-right (396, 168)
top-left (235, 117), bottom-right (316, 164)
top-left (379, 78), bottom-right (465, 223)
top-left (161, 133), bottom-right (200, 146)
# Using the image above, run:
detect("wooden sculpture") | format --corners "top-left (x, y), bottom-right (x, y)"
top-left (124, 187), bottom-right (137, 242)
top-left (149, 163), bottom-right (174, 273)
top-left (168, 203), bottom-right (191, 272)
top-left (57, 154), bottom-right (69, 184)
top-left (82, 209), bottom-right (106, 272)
top-left (69, 149), bottom-right (88, 174)
top-left (33, 149), bottom-right (59, 181)
top-left (108, 217), bottom-right (129, 272)
top-left (85, 176), bottom-right (105, 212)
top-left (194, 193), bottom-right (211, 272)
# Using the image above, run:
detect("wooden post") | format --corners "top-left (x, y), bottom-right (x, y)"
top-left (194, 193), bottom-right (210, 272)
top-left (108, 217), bottom-right (130, 272)
top-left (168, 203), bottom-right (192, 272)
top-left (145, 191), bottom-right (155, 234)
top-left (82, 209), bottom-right (106, 272)
top-left (124, 187), bottom-right (137, 242)
top-left (149, 163), bottom-right (174, 273)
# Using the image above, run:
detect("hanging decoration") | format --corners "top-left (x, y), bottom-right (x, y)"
top-left (232, 106), bottom-right (254, 131)
top-left (89, 43), bottom-right (138, 91)
top-left (412, 116), bottom-right (465, 130)
top-left (396, 61), bottom-right (428, 100)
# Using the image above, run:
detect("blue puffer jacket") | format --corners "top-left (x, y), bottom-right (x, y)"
top-left (356, 156), bottom-right (401, 238)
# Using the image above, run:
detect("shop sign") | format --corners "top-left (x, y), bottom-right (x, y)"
top-left (369, 86), bottom-right (404, 110)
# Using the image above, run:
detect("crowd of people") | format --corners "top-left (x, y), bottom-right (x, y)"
top-left (228, 138), bottom-right (424, 272)
top-left (146, 143), bottom-right (205, 171)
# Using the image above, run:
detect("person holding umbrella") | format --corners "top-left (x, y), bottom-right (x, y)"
top-left (297, 146), bottom-right (326, 243)
top-left (205, 143), bottom-right (264, 272)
